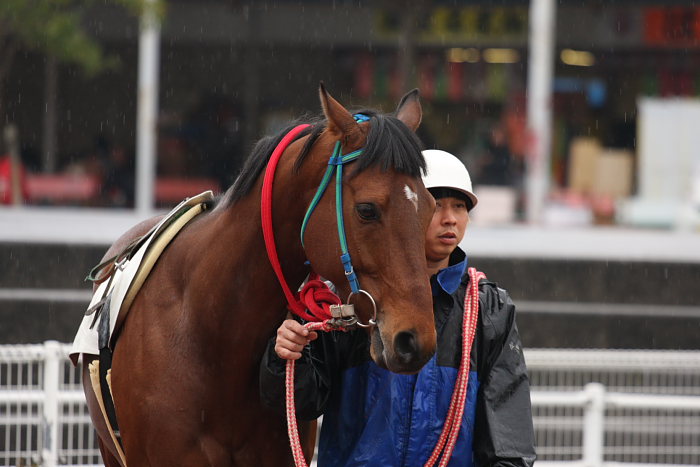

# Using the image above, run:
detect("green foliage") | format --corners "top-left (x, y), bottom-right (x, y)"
top-left (0, 0), bottom-right (163, 76)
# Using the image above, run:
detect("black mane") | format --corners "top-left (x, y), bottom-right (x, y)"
top-left (221, 110), bottom-right (425, 207)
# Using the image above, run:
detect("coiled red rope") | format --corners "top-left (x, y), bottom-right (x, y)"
top-left (286, 268), bottom-right (485, 467)
top-left (424, 267), bottom-right (485, 467)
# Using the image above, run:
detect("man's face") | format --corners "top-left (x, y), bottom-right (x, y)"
top-left (424, 195), bottom-right (470, 264)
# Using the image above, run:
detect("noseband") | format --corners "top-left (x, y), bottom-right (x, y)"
top-left (261, 116), bottom-right (377, 328)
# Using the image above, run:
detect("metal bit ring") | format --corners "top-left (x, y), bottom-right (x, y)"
top-left (346, 289), bottom-right (377, 328)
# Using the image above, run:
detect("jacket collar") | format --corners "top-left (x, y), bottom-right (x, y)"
top-left (433, 248), bottom-right (467, 296)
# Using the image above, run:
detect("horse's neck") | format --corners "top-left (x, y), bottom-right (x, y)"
top-left (182, 143), bottom-right (332, 339)
top-left (215, 203), bottom-right (306, 295)
top-left (201, 173), bottom-right (315, 322)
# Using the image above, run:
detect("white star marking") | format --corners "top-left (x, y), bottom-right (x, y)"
top-left (404, 185), bottom-right (418, 211)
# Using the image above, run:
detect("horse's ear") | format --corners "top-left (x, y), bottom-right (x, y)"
top-left (319, 83), bottom-right (363, 146)
top-left (395, 89), bottom-right (422, 132)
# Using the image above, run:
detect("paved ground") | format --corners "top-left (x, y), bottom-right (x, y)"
top-left (2, 206), bottom-right (699, 263)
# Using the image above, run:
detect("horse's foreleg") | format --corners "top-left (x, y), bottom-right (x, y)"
top-left (302, 420), bottom-right (318, 464)
top-left (98, 438), bottom-right (124, 467)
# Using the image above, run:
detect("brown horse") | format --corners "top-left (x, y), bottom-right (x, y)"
top-left (79, 85), bottom-right (437, 466)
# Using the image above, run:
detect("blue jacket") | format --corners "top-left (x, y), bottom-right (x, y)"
top-left (260, 249), bottom-right (536, 466)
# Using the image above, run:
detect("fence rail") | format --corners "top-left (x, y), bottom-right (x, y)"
top-left (1, 342), bottom-right (700, 466)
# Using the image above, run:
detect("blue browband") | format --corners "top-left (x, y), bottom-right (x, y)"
top-left (300, 114), bottom-right (369, 293)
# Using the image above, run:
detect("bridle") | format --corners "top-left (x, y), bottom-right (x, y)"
top-left (260, 116), bottom-right (377, 328)
top-left (260, 117), bottom-right (381, 467)
top-left (263, 116), bottom-right (480, 467)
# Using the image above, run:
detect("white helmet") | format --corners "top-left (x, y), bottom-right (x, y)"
top-left (422, 149), bottom-right (478, 210)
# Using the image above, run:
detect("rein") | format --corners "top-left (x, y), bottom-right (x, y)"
top-left (261, 124), bottom-right (315, 318)
top-left (261, 118), bottom-right (377, 327)
top-left (260, 121), bottom-right (375, 467)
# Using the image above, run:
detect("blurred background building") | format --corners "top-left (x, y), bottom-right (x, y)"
top-left (0, 0), bottom-right (698, 230)
top-left (1, 1), bottom-right (699, 465)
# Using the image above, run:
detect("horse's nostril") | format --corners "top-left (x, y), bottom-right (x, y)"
top-left (394, 331), bottom-right (419, 364)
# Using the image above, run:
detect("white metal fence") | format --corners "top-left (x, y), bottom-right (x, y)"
top-left (527, 349), bottom-right (700, 466)
top-left (1, 343), bottom-right (699, 467)
top-left (0, 342), bottom-right (99, 466)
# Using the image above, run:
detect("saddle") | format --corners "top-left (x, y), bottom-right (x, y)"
top-left (71, 190), bottom-right (214, 361)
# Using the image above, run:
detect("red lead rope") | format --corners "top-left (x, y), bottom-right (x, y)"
top-left (286, 321), bottom-right (339, 467)
top-left (262, 125), bottom-right (485, 465)
top-left (261, 124), bottom-right (342, 323)
top-left (260, 124), bottom-right (346, 466)
top-left (286, 268), bottom-right (485, 467)
top-left (424, 267), bottom-right (485, 467)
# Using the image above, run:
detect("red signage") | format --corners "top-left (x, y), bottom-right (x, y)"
top-left (644, 7), bottom-right (700, 46)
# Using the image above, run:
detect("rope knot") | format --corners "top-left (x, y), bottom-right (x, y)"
top-left (293, 277), bottom-right (341, 322)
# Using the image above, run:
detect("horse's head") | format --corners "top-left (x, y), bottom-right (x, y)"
top-left (301, 85), bottom-right (436, 374)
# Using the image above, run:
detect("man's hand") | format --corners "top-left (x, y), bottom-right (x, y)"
top-left (274, 319), bottom-right (318, 360)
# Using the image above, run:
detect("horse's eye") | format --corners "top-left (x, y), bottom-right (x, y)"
top-left (356, 203), bottom-right (380, 221)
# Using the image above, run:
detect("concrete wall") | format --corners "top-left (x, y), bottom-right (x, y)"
top-left (472, 256), bottom-right (700, 350)
top-left (1, 243), bottom-right (104, 344)
top-left (2, 242), bottom-right (698, 350)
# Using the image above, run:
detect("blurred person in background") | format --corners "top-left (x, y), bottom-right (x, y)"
top-left (100, 142), bottom-right (135, 208)
top-left (0, 150), bottom-right (28, 204)
top-left (0, 126), bottom-right (29, 205)
top-left (477, 112), bottom-right (528, 221)
top-left (182, 93), bottom-right (244, 191)
top-left (479, 123), bottom-right (516, 187)
top-left (260, 149), bottom-right (536, 466)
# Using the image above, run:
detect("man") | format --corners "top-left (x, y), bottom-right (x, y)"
top-left (260, 149), bottom-right (536, 466)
